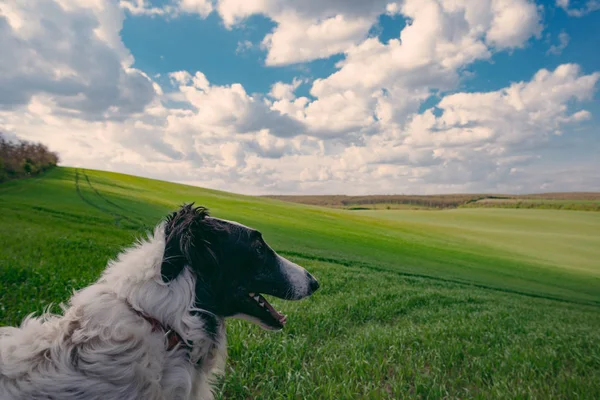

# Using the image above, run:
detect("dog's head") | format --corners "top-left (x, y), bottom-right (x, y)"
top-left (160, 204), bottom-right (319, 330)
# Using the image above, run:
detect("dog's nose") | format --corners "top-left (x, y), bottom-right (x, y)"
top-left (307, 272), bottom-right (320, 293)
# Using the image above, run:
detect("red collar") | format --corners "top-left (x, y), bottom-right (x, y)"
top-left (134, 309), bottom-right (187, 351)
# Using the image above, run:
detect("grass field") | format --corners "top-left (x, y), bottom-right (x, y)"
top-left (1, 167), bottom-right (599, 398)
top-left (464, 197), bottom-right (600, 211)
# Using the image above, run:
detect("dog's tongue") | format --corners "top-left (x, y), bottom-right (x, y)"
top-left (257, 294), bottom-right (287, 325)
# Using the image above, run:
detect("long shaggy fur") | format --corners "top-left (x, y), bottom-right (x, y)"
top-left (0, 223), bottom-right (226, 400)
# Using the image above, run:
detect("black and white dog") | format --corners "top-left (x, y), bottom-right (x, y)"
top-left (0, 204), bottom-right (319, 399)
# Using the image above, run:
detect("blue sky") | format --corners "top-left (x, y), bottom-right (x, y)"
top-left (120, 12), bottom-right (344, 98)
top-left (1, 0), bottom-right (599, 194)
top-left (121, 0), bottom-right (600, 94)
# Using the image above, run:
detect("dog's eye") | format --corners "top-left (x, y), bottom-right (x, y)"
top-left (254, 238), bottom-right (265, 256)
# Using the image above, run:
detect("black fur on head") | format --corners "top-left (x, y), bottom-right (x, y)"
top-left (159, 203), bottom-right (320, 332)
top-left (160, 203), bottom-right (214, 282)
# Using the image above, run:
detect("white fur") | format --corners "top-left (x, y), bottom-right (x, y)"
top-left (276, 255), bottom-right (311, 299)
top-left (0, 223), bottom-right (226, 400)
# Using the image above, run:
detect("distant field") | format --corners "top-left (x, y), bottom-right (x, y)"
top-left (267, 193), bottom-right (600, 211)
top-left (466, 197), bottom-right (600, 211)
top-left (355, 208), bottom-right (600, 276)
top-left (1, 167), bottom-right (599, 398)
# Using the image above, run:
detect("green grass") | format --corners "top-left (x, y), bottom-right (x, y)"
top-left (355, 208), bottom-right (600, 276)
top-left (464, 198), bottom-right (600, 212)
top-left (1, 167), bottom-right (599, 398)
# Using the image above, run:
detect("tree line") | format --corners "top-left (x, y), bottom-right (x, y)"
top-left (266, 193), bottom-right (600, 211)
top-left (266, 194), bottom-right (485, 209)
top-left (0, 133), bottom-right (59, 182)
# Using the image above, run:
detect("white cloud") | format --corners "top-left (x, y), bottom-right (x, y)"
top-left (410, 64), bottom-right (599, 149)
top-left (217, 0), bottom-right (391, 65)
top-left (168, 75), bottom-right (306, 138)
top-left (120, 0), bottom-right (213, 17)
top-left (215, 0), bottom-right (268, 27)
top-left (556, 0), bottom-right (600, 17)
top-left (2, 0), bottom-right (600, 195)
top-left (119, 0), bottom-right (172, 16)
top-left (178, 0), bottom-right (214, 17)
top-left (235, 40), bottom-right (254, 54)
top-left (169, 71), bottom-right (193, 85)
top-left (547, 31), bottom-right (570, 55)
top-left (0, 0), bottom-right (156, 120)
top-left (121, 0), bottom-right (542, 67)
top-left (276, 64), bottom-right (600, 193)
top-left (303, 89), bottom-right (379, 137)
top-left (485, 0), bottom-right (542, 48)
top-left (261, 13), bottom-right (374, 66)
top-left (311, 0), bottom-right (541, 96)
top-left (169, 70), bottom-right (210, 91)
top-left (271, 0), bottom-right (542, 138)
top-left (269, 78), bottom-right (303, 101)
top-left (8, 63), bottom-right (596, 195)
top-left (563, 109), bottom-right (591, 122)
top-left (386, 2), bottom-right (402, 15)
top-left (172, 0), bottom-right (542, 66)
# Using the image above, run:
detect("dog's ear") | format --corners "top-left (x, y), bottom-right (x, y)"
top-left (161, 203), bottom-right (214, 282)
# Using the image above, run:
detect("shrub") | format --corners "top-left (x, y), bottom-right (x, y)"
top-left (0, 133), bottom-right (59, 182)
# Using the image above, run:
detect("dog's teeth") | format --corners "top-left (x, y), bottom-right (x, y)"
top-left (259, 302), bottom-right (265, 307)
top-left (253, 295), bottom-right (260, 302)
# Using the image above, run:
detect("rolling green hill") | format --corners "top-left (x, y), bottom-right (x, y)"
top-left (1, 167), bottom-right (599, 398)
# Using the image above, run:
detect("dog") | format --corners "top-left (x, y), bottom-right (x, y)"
top-left (0, 204), bottom-right (319, 399)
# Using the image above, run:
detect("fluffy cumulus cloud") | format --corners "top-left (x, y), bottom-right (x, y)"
top-left (119, 0), bottom-right (213, 17)
top-left (263, 0), bottom-right (543, 138)
top-left (547, 31), bottom-right (570, 55)
top-left (280, 64), bottom-right (598, 194)
top-left (116, 0), bottom-right (542, 70)
top-left (556, 0), bottom-right (600, 17)
top-left (167, 71), bottom-right (306, 139)
top-left (218, 0), bottom-right (391, 65)
top-left (418, 64), bottom-right (599, 147)
top-left (118, 0), bottom-right (543, 67)
top-left (2, 0), bottom-right (600, 194)
top-left (196, 0), bottom-right (542, 66)
top-left (119, 0), bottom-right (171, 16)
top-left (0, 0), bottom-right (157, 120)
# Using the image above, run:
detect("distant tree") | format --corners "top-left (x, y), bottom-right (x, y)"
top-left (0, 133), bottom-right (59, 182)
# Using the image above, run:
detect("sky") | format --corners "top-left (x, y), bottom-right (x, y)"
top-left (0, 0), bottom-right (599, 195)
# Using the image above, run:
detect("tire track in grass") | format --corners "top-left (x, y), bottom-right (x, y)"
top-left (82, 171), bottom-right (137, 214)
top-left (74, 169), bottom-right (131, 228)
top-left (81, 170), bottom-right (149, 229)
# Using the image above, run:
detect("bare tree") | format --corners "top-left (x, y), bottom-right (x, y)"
top-left (0, 133), bottom-right (59, 182)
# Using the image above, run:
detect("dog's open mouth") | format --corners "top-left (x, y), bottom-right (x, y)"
top-left (242, 292), bottom-right (287, 330)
